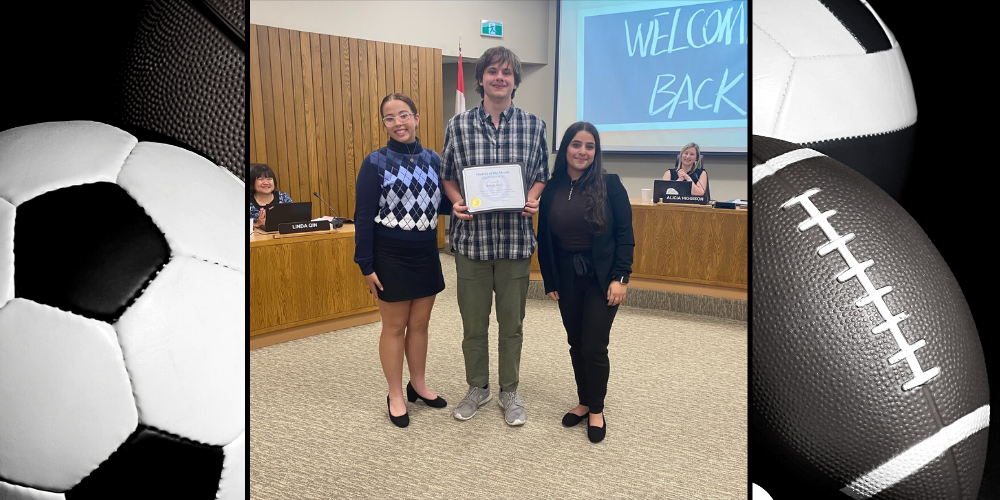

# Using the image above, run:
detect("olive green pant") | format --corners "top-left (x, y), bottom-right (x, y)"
top-left (455, 252), bottom-right (530, 392)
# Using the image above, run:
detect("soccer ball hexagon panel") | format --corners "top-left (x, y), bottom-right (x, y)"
top-left (0, 121), bottom-right (244, 499)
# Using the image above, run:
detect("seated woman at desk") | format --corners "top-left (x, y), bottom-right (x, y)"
top-left (661, 142), bottom-right (709, 198)
top-left (248, 163), bottom-right (292, 229)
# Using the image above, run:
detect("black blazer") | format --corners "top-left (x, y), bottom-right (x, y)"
top-left (537, 173), bottom-right (635, 295)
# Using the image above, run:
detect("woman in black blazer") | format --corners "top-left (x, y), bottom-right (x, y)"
top-left (537, 121), bottom-right (635, 443)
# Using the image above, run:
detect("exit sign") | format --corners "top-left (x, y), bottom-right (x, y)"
top-left (481, 20), bottom-right (503, 38)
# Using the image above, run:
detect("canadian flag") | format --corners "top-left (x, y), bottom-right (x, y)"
top-left (455, 47), bottom-right (465, 116)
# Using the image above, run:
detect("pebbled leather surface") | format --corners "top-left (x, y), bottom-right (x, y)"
top-left (117, 0), bottom-right (245, 180)
top-left (204, 0), bottom-right (244, 38)
top-left (752, 135), bottom-right (990, 500)
top-left (802, 123), bottom-right (916, 201)
top-left (3, 2), bottom-right (244, 181)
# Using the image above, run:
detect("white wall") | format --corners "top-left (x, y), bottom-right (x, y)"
top-left (249, 0), bottom-right (550, 63)
top-left (250, 0), bottom-right (748, 202)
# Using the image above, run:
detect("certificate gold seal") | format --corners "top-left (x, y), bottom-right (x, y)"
top-left (470, 198), bottom-right (482, 208)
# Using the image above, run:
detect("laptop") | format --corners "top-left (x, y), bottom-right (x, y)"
top-left (263, 202), bottom-right (312, 232)
top-left (653, 179), bottom-right (693, 201)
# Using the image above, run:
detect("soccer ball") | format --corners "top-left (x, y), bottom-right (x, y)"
top-left (753, 0), bottom-right (917, 199)
top-left (0, 121), bottom-right (244, 499)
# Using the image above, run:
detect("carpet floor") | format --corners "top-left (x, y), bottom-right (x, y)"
top-left (250, 252), bottom-right (747, 499)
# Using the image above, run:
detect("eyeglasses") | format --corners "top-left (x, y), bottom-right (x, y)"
top-left (382, 112), bottom-right (416, 125)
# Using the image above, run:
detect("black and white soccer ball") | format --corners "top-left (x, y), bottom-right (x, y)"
top-left (0, 121), bottom-right (244, 499)
top-left (753, 0), bottom-right (917, 199)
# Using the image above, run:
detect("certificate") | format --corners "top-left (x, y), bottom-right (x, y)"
top-left (459, 163), bottom-right (527, 214)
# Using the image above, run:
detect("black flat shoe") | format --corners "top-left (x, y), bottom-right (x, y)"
top-left (588, 413), bottom-right (606, 443)
top-left (407, 382), bottom-right (447, 408)
top-left (562, 411), bottom-right (588, 427)
top-left (387, 395), bottom-right (409, 428)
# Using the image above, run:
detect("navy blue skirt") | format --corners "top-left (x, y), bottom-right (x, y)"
top-left (372, 232), bottom-right (445, 302)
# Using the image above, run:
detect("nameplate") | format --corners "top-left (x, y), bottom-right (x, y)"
top-left (658, 194), bottom-right (707, 205)
top-left (278, 220), bottom-right (331, 234)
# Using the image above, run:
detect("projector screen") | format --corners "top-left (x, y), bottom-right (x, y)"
top-left (555, 0), bottom-right (747, 153)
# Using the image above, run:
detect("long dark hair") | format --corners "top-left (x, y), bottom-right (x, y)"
top-left (550, 122), bottom-right (607, 234)
top-left (247, 163), bottom-right (277, 197)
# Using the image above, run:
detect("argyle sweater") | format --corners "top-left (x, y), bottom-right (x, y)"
top-left (353, 137), bottom-right (443, 276)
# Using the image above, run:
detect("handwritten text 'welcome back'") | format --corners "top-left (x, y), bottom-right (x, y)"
top-left (625, 2), bottom-right (746, 119)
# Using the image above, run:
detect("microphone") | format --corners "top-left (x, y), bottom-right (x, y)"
top-left (313, 192), bottom-right (345, 229)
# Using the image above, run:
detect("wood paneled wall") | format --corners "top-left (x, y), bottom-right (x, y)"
top-left (530, 204), bottom-right (748, 289)
top-left (249, 24), bottom-right (444, 220)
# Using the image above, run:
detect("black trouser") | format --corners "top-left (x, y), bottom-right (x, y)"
top-left (556, 249), bottom-right (619, 414)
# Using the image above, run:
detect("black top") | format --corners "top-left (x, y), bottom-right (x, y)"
top-left (665, 168), bottom-right (710, 200)
top-left (537, 173), bottom-right (635, 295)
top-left (664, 168), bottom-right (705, 184)
top-left (548, 177), bottom-right (594, 252)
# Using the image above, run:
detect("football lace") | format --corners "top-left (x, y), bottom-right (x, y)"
top-left (781, 187), bottom-right (941, 391)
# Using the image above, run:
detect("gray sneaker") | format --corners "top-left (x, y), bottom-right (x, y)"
top-left (453, 385), bottom-right (492, 420)
top-left (498, 390), bottom-right (526, 426)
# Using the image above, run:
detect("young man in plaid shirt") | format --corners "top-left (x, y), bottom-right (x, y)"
top-left (441, 46), bottom-right (549, 426)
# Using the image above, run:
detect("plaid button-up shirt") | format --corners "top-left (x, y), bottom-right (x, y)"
top-left (441, 102), bottom-right (549, 260)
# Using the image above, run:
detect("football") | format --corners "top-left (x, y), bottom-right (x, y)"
top-left (751, 135), bottom-right (990, 500)
top-left (752, 0), bottom-right (917, 200)
top-left (0, 121), bottom-right (244, 499)
top-left (117, 0), bottom-right (246, 180)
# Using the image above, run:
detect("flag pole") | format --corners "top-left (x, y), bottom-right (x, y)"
top-left (455, 36), bottom-right (466, 116)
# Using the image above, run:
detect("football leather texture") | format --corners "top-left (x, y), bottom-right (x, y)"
top-left (752, 135), bottom-right (990, 500)
top-left (117, 0), bottom-right (245, 180)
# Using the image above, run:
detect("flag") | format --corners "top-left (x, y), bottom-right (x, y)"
top-left (455, 45), bottom-right (466, 116)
